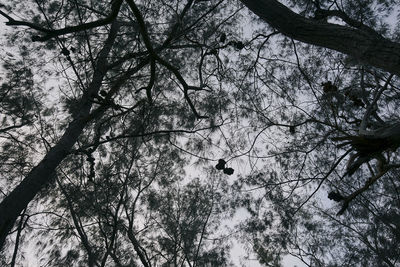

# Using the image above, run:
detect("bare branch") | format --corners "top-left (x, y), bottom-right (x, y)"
top-left (337, 167), bottom-right (388, 215)
top-left (0, 0), bottom-right (123, 42)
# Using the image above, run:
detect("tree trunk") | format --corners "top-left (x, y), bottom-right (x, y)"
top-left (0, 21), bottom-right (120, 251)
top-left (240, 0), bottom-right (400, 76)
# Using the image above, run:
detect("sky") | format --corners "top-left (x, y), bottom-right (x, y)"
top-left (0, 4), bottom-right (310, 267)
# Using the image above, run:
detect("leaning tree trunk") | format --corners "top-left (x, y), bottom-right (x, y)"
top-left (334, 122), bottom-right (400, 175)
top-left (332, 122), bottom-right (400, 214)
top-left (240, 0), bottom-right (400, 76)
top-left (0, 21), bottom-right (120, 251)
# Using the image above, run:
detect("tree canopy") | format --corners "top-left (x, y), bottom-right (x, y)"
top-left (0, 0), bottom-right (399, 266)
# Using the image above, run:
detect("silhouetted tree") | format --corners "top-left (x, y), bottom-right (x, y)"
top-left (0, 0), bottom-right (400, 266)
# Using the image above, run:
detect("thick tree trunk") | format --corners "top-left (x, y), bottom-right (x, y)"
top-left (0, 21), bottom-right (120, 251)
top-left (240, 0), bottom-right (400, 76)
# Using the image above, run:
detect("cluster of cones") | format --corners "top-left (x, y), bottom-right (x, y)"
top-left (215, 159), bottom-right (234, 175)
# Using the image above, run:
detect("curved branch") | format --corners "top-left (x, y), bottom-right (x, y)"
top-left (0, 0), bottom-right (123, 42)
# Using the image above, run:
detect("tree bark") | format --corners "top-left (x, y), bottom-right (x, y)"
top-left (0, 21), bottom-right (120, 251)
top-left (240, 0), bottom-right (400, 76)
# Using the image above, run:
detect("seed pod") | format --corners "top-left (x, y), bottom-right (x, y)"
top-left (215, 159), bottom-right (226, 170)
top-left (328, 191), bottom-right (344, 202)
top-left (219, 33), bottom-right (226, 43)
top-left (223, 167), bottom-right (234, 175)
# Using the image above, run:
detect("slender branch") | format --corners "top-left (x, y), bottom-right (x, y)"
top-left (0, 123), bottom-right (31, 134)
top-left (193, 189), bottom-right (214, 267)
top-left (294, 150), bottom-right (351, 214)
top-left (56, 175), bottom-right (98, 267)
top-left (126, 0), bottom-right (207, 118)
top-left (10, 209), bottom-right (26, 267)
top-left (337, 168), bottom-right (388, 215)
top-left (0, 0), bottom-right (123, 42)
top-left (359, 74), bottom-right (394, 135)
top-left (0, 9), bottom-right (51, 32)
